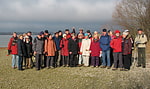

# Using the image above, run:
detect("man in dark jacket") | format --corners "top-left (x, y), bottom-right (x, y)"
top-left (53, 32), bottom-right (61, 67)
top-left (17, 35), bottom-right (26, 70)
top-left (68, 35), bottom-right (78, 67)
top-left (99, 29), bottom-right (111, 69)
top-left (33, 32), bottom-right (44, 70)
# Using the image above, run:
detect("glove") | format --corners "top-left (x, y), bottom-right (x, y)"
top-left (8, 50), bottom-right (11, 55)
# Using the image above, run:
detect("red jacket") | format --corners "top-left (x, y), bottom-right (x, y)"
top-left (110, 36), bottom-right (122, 53)
top-left (60, 38), bottom-right (69, 56)
top-left (8, 37), bottom-right (18, 55)
top-left (90, 40), bottom-right (102, 56)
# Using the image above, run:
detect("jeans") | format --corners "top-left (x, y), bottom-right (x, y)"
top-left (18, 56), bottom-right (23, 70)
top-left (102, 50), bottom-right (111, 67)
top-left (55, 51), bottom-right (61, 67)
top-left (12, 55), bottom-right (19, 67)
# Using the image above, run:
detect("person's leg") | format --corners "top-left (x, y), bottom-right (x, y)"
top-left (118, 52), bottom-right (123, 68)
top-left (12, 55), bottom-right (15, 68)
top-left (66, 56), bottom-right (69, 67)
top-left (18, 56), bottom-right (23, 70)
top-left (106, 50), bottom-right (111, 67)
top-left (102, 51), bottom-right (106, 66)
top-left (113, 52), bottom-right (118, 68)
top-left (91, 56), bottom-right (95, 67)
top-left (47, 56), bottom-right (50, 68)
top-left (141, 48), bottom-right (146, 68)
top-left (57, 51), bottom-right (61, 67)
top-left (95, 56), bottom-right (100, 67)
top-left (35, 54), bottom-right (40, 70)
top-left (123, 55), bottom-right (129, 69)
top-left (70, 54), bottom-right (73, 67)
top-left (50, 56), bottom-right (54, 67)
top-left (26, 58), bottom-right (29, 68)
top-left (44, 55), bottom-right (47, 67)
top-left (85, 56), bottom-right (89, 66)
top-left (138, 48), bottom-right (142, 66)
top-left (16, 55), bottom-right (19, 68)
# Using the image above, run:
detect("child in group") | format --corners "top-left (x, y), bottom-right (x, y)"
top-left (90, 35), bottom-right (102, 67)
top-left (80, 33), bottom-right (91, 67)
top-left (60, 34), bottom-right (69, 67)
top-left (44, 34), bottom-right (56, 68)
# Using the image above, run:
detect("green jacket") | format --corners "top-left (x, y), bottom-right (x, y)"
top-left (134, 33), bottom-right (147, 48)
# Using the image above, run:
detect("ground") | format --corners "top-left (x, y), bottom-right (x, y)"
top-left (0, 45), bottom-right (150, 89)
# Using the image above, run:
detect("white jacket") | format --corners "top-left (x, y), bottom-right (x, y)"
top-left (80, 39), bottom-right (91, 56)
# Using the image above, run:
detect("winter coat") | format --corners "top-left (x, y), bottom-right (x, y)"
top-left (17, 39), bottom-right (26, 57)
top-left (8, 36), bottom-right (18, 55)
top-left (110, 36), bottom-right (122, 53)
top-left (90, 40), bottom-right (102, 56)
top-left (77, 38), bottom-right (82, 54)
top-left (122, 37), bottom-right (132, 55)
top-left (53, 36), bottom-right (61, 51)
top-left (60, 38), bottom-right (69, 56)
top-left (33, 37), bottom-right (44, 54)
top-left (134, 33), bottom-right (147, 48)
top-left (68, 38), bottom-right (78, 54)
top-left (99, 34), bottom-right (111, 51)
top-left (80, 39), bottom-right (91, 56)
top-left (44, 39), bottom-right (56, 56)
top-left (24, 41), bottom-right (32, 58)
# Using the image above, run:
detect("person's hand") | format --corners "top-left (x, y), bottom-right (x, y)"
top-left (69, 52), bottom-right (72, 54)
top-left (8, 50), bottom-right (11, 55)
top-left (100, 51), bottom-right (102, 54)
top-left (34, 51), bottom-right (37, 55)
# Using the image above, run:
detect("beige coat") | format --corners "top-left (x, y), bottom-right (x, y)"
top-left (44, 39), bottom-right (56, 56)
top-left (134, 33), bottom-right (147, 48)
top-left (80, 39), bottom-right (91, 56)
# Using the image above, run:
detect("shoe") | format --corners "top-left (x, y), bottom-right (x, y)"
top-left (136, 65), bottom-right (141, 67)
top-left (77, 64), bottom-right (82, 67)
top-left (100, 65), bottom-right (106, 68)
top-left (107, 66), bottom-right (111, 69)
top-left (112, 68), bottom-right (117, 71)
top-left (66, 65), bottom-right (69, 67)
top-left (142, 66), bottom-right (146, 68)
top-left (50, 66), bottom-right (54, 68)
top-left (95, 66), bottom-right (99, 68)
top-left (91, 66), bottom-right (95, 68)
top-left (119, 68), bottom-right (125, 71)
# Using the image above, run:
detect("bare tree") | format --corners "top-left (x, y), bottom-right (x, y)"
top-left (113, 0), bottom-right (150, 38)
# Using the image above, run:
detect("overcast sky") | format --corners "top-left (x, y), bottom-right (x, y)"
top-left (0, 0), bottom-right (117, 32)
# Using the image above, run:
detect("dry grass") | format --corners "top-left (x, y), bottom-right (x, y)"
top-left (0, 47), bottom-right (150, 89)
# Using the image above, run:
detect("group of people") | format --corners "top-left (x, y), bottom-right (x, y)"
top-left (7, 28), bottom-right (148, 71)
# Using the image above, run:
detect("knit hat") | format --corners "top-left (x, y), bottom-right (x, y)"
top-left (114, 30), bottom-right (120, 34)
top-left (38, 31), bottom-right (44, 35)
top-left (124, 29), bottom-right (129, 32)
top-left (63, 34), bottom-right (67, 37)
top-left (138, 29), bottom-right (143, 31)
top-left (24, 36), bottom-right (29, 39)
top-left (84, 33), bottom-right (88, 36)
top-left (44, 30), bottom-right (49, 33)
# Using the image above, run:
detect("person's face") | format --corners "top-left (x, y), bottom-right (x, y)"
top-left (49, 35), bottom-right (52, 39)
top-left (38, 35), bottom-right (42, 39)
top-left (59, 32), bottom-right (62, 36)
top-left (138, 31), bottom-right (142, 34)
top-left (122, 34), bottom-right (127, 38)
top-left (115, 33), bottom-right (120, 36)
top-left (102, 32), bottom-right (107, 35)
top-left (55, 33), bottom-right (59, 37)
top-left (65, 31), bottom-right (69, 34)
top-left (26, 38), bottom-right (29, 41)
top-left (72, 36), bottom-right (76, 39)
top-left (108, 31), bottom-right (112, 35)
top-left (85, 36), bottom-right (89, 39)
top-left (20, 36), bottom-right (23, 40)
top-left (41, 34), bottom-right (44, 38)
top-left (27, 33), bottom-right (31, 36)
top-left (13, 33), bottom-right (17, 37)
top-left (79, 30), bottom-right (83, 33)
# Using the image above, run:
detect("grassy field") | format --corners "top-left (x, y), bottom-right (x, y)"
top-left (0, 47), bottom-right (150, 89)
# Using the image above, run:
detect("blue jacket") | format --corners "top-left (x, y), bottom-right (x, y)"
top-left (99, 34), bottom-right (111, 51)
top-left (53, 36), bottom-right (61, 51)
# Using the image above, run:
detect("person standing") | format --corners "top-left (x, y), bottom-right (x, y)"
top-left (17, 35), bottom-right (26, 70)
top-left (110, 30), bottom-right (124, 71)
top-left (24, 36), bottom-right (33, 69)
top-left (33, 32), bottom-right (44, 70)
top-left (99, 29), bottom-right (111, 69)
top-left (77, 33), bottom-right (84, 66)
top-left (53, 32), bottom-right (61, 67)
top-left (68, 34), bottom-right (78, 67)
top-left (60, 34), bottom-right (69, 67)
top-left (90, 35), bottom-right (102, 67)
top-left (80, 33), bottom-right (91, 67)
top-left (44, 34), bottom-right (56, 68)
top-left (8, 32), bottom-right (19, 69)
top-left (134, 29), bottom-right (148, 68)
top-left (122, 32), bottom-right (132, 70)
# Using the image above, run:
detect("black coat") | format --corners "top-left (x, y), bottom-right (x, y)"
top-left (24, 42), bottom-right (32, 58)
top-left (17, 39), bottom-right (26, 57)
top-left (68, 38), bottom-right (78, 54)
